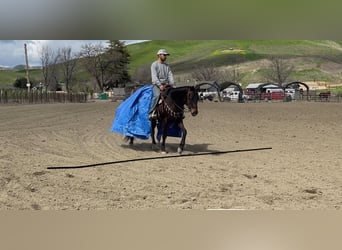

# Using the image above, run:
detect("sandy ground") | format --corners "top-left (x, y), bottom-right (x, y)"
top-left (0, 99), bottom-right (341, 210)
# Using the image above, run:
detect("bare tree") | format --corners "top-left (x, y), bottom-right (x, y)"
top-left (40, 45), bottom-right (60, 91)
top-left (190, 64), bottom-right (219, 81)
top-left (263, 57), bottom-right (294, 85)
top-left (79, 41), bottom-right (131, 91)
top-left (79, 42), bottom-right (108, 92)
top-left (58, 47), bottom-right (78, 92)
top-left (218, 66), bottom-right (244, 83)
top-left (131, 63), bottom-right (151, 84)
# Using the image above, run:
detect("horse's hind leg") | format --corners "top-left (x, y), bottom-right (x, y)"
top-left (151, 119), bottom-right (162, 151)
top-left (151, 119), bottom-right (157, 145)
top-left (123, 136), bottom-right (134, 145)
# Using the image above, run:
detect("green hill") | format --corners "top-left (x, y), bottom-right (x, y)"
top-left (1, 40), bottom-right (342, 89)
top-left (127, 40), bottom-right (342, 87)
top-left (128, 40), bottom-right (342, 69)
top-left (0, 69), bottom-right (43, 88)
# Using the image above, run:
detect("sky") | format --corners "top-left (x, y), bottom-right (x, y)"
top-left (0, 40), bottom-right (146, 68)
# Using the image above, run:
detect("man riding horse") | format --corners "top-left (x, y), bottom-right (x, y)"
top-left (149, 48), bottom-right (175, 120)
top-left (110, 48), bottom-right (199, 154)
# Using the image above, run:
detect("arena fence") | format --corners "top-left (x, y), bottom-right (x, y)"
top-left (0, 89), bottom-right (88, 105)
top-left (243, 91), bottom-right (342, 103)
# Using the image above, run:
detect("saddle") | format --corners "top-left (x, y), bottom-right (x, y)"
top-left (159, 85), bottom-right (173, 104)
top-left (150, 86), bottom-right (172, 120)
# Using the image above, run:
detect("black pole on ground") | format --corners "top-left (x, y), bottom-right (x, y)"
top-left (47, 147), bottom-right (272, 170)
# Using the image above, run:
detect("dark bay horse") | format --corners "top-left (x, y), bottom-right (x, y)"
top-left (151, 86), bottom-right (199, 154)
top-left (318, 91), bottom-right (331, 101)
top-left (125, 86), bottom-right (199, 154)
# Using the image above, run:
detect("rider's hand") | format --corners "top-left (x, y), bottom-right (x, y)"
top-left (159, 85), bottom-right (166, 91)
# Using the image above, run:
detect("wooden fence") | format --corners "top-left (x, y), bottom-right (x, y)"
top-left (0, 89), bottom-right (88, 104)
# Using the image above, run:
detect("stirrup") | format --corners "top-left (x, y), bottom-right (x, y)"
top-left (149, 111), bottom-right (157, 120)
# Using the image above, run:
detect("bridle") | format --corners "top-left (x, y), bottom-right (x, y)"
top-left (186, 87), bottom-right (198, 110)
top-left (159, 87), bottom-right (197, 119)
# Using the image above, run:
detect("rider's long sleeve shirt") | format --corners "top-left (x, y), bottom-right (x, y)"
top-left (151, 61), bottom-right (175, 86)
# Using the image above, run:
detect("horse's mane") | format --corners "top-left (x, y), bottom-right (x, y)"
top-left (166, 86), bottom-right (196, 98)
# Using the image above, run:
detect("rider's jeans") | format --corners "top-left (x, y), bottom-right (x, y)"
top-left (149, 84), bottom-right (160, 114)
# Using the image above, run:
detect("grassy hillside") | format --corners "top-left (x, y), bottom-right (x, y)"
top-left (128, 40), bottom-right (342, 86)
top-left (128, 40), bottom-right (342, 69)
top-left (0, 69), bottom-right (43, 88)
top-left (1, 40), bottom-right (342, 89)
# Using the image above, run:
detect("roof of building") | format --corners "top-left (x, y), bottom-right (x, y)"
top-left (262, 84), bottom-right (281, 89)
top-left (246, 83), bottom-right (262, 89)
top-left (246, 83), bottom-right (281, 89)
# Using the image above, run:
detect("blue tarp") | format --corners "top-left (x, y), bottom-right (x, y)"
top-left (110, 84), bottom-right (182, 140)
top-left (110, 85), bottom-right (153, 140)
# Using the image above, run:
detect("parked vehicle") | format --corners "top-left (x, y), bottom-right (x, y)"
top-left (222, 90), bottom-right (239, 101)
top-left (285, 88), bottom-right (295, 100)
top-left (245, 89), bottom-right (259, 100)
top-left (199, 91), bottom-right (216, 101)
top-left (222, 91), bottom-right (247, 102)
top-left (260, 88), bottom-right (285, 101)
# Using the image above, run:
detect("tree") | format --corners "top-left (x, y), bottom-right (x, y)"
top-left (58, 47), bottom-right (78, 92)
top-left (218, 66), bottom-right (245, 83)
top-left (191, 64), bottom-right (219, 81)
top-left (263, 57), bottom-right (294, 85)
top-left (13, 77), bottom-right (33, 89)
top-left (131, 63), bottom-right (151, 84)
top-left (40, 45), bottom-right (60, 91)
top-left (104, 40), bottom-right (131, 88)
top-left (79, 40), bottom-right (131, 91)
top-left (79, 42), bottom-right (108, 92)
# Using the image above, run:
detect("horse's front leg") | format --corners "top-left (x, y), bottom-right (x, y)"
top-left (160, 122), bottom-right (169, 154)
top-left (177, 121), bottom-right (187, 154)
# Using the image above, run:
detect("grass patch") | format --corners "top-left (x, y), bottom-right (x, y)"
top-left (291, 68), bottom-right (334, 82)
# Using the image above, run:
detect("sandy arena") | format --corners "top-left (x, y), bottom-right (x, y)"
top-left (0, 100), bottom-right (341, 210)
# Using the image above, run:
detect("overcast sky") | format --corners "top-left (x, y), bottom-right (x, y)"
top-left (0, 40), bottom-right (146, 68)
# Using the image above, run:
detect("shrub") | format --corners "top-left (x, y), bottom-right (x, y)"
top-left (13, 77), bottom-right (33, 89)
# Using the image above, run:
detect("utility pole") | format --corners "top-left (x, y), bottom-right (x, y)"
top-left (24, 43), bottom-right (31, 92)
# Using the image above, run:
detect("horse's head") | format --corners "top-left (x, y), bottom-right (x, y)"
top-left (186, 86), bottom-right (199, 116)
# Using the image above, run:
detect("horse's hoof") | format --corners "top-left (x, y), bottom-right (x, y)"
top-left (161, 151), bottom-right (168, 154)
top-left (177, 147), bottom-right (183, 154)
